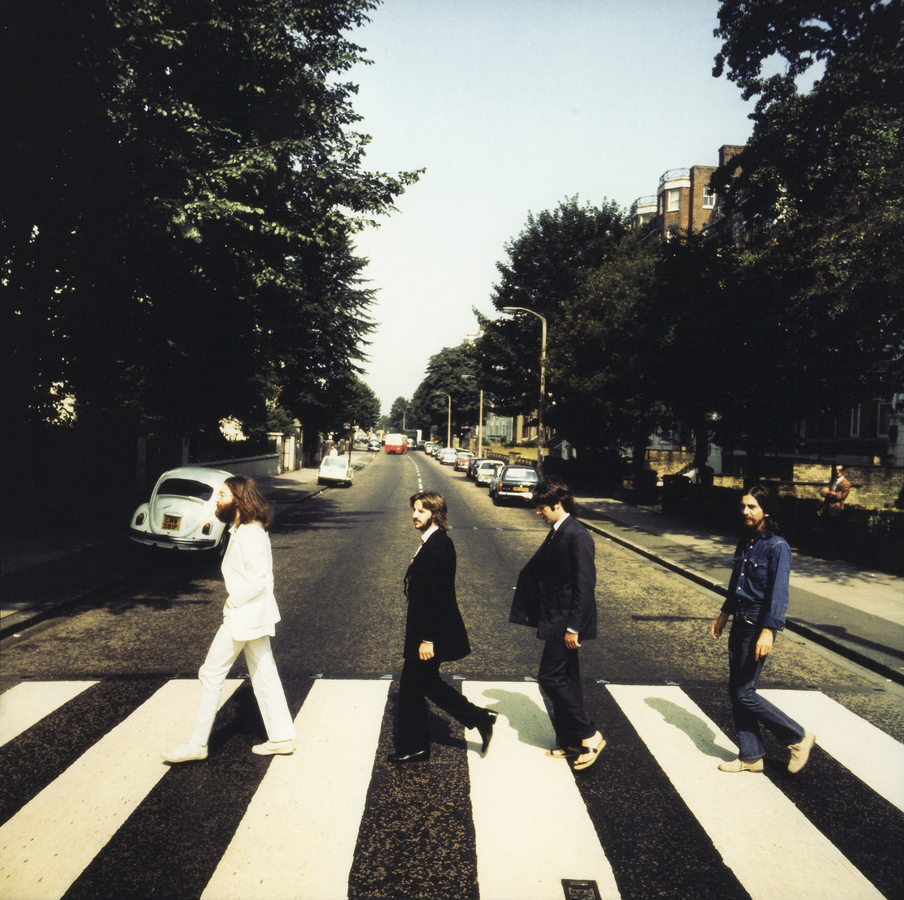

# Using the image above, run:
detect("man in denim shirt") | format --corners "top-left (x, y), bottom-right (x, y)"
top-left (710, 484), bottom-right (816, 774)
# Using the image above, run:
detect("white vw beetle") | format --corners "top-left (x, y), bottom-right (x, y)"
top-left (129, 466), bottom-right (233, 552)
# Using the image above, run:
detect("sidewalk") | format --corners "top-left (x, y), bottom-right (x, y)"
top-left (575, 495), bottom-right (904, 685)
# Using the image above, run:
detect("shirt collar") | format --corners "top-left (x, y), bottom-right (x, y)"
top-left (420, 524), bottom-right (439, 543)
top-left (552, 512), bottom-right (570, 532)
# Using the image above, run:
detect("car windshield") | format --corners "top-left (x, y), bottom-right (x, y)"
top-left (322, 457), bottom-right (346, 468)
top-left (157, 478), bottom-right (215, 501)
top-left (504, 468), bottom-right (538, 481)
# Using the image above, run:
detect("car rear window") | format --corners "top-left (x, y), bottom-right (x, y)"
top-left (322, 457), bottom-right (346, 468)
top-left (157, 478), bottom-right (215, 501)
top-left (504, 468), bottom-right (538, 481)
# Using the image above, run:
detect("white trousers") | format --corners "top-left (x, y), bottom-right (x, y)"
top-left (190, 620), bottom-right (296, 747)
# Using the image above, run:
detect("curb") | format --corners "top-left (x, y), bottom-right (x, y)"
top-left (579, 517), bottom-right (904, 688)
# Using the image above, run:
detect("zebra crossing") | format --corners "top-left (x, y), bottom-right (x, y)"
top-left (1, 677), bottom-right (902, 900)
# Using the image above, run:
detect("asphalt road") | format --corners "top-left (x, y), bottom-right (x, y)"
top-left (2, 450), bottom-right (903, 900)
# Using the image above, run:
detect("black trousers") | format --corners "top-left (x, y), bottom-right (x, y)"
top-left (538, 640), bottom-right (596, 748)
top-left (397, 656), bottom-right (487, 754)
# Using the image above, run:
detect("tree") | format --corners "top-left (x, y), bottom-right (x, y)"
top-left (478, 197), bottom-right (629, 420)
top-left (411, 344), bottom-right (481, 442)
top-left (710, 0), bottom-right (904, 467)
top-left (387, 397), bottom-right (411, 432)
top-left (2, 1), bottom-right (419, 465)
top-left (553, 235), bottom-right (670, 469)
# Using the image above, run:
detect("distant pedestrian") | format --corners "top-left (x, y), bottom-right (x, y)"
top-left (510, 477), bottom-right (605, 770)
top-left (388, 491), bottom-right (497, 764)
top-left (162, 475), bottom-right (295, 763)
top-left (818, 464), bottom-right (851, 517)
top-left (710, 484), bottom-right (815, 774)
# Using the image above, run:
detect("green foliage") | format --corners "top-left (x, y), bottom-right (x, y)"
top-left (478, 197), bottom-right (629, 418)
top-left (2, 0), bottom-right (419, 450)
top-left (411, 344), bottom-right (482, 439)
top-left (386, 396), bottom-right (410, 432)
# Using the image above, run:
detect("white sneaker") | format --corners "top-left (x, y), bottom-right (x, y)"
top-left (252, 739), bottom-right (295, 756)
top-left (718, 757), bottom-right (763, 773)
top-left (161, 742), bottom-right (207, 763)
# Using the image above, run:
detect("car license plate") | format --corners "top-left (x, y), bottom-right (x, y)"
top-left (513, 485), bottom-right (528, 491)
top-left (162, 515), bottom-right (181, 531)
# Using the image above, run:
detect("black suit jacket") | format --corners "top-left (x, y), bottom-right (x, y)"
top-left (403, 529), bottom-right (471, 662)
top-left (509, 514), bottom-right (597, 642)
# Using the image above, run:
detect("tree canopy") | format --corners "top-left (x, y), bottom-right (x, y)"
top-left (411, 344), bottom-right (482, 442)
top-left (2, 0), bottom-right (419, 459)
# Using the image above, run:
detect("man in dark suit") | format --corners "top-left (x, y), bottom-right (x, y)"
top-left (389, 490), bottom-right (497, 764)
top-left (510, 477), bottom-right (605, 771)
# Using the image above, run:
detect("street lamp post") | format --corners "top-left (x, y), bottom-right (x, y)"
top-left (502, 306), bottom-right (547, 477)
top-left (433, 392), bottom-right (451, 447)
top-left (462, 375), bottom-right (483, 458)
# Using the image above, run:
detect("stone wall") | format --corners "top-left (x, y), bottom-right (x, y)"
top-left (645, 449), bottom-right (694, 477)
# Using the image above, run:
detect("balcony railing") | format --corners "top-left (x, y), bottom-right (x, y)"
top-left (634, 195), bottom-right (657, 209)
top-left (659, 167), bottom-right (690, 185)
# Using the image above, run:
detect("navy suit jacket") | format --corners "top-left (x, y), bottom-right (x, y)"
top-left (403, 529), bottom-right (471, 662)
top-left (509, 514), bottom-right (597, 642)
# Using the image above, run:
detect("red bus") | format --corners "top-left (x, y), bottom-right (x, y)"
top-left (384, 433), bottom-right (408, 454)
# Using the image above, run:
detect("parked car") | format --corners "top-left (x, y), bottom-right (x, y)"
top-left (367, 438), bottom-right (381, 452)
top-left (424, 441), bottom-right (436, 455)
top-left (129, 466), bottom-right (232, 553)
top-left (439, 447), bottom-right (458, 465)
top-left (489, 464), bottom-right (539, 505)
top-left (431, 444), bottom-right (444, 458)
top-left (475, 460), bottom-right (505, 486)
top-left (453, 451), bottom-right (475, 472)
top-left (466, 457), bottom-right (489, 478)
top-left (318, 455), bottom-right (354, 486)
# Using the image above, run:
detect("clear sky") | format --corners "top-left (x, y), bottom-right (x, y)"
top-left (348, 0), bottom-right (757, 414)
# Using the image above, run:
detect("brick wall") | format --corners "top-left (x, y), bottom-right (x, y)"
top-left (792, 463), bottom-right (904, 508)
top-left (645, 449), bottom-right (694, 477)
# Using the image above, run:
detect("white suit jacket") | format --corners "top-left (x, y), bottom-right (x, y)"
top-left (221, 522), bottom-right (281, 642)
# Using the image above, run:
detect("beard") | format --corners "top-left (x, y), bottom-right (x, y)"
top-left (215, 501), bottom-right (236, 524)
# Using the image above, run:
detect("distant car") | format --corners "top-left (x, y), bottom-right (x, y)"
top-left (407, 438), bottom-right (415, 449)
top-left (453, 451), bottom-right (475, 471)
top-left (318, 455), bottom-right (354, 486)
top-left (424, 441), bottom-right (436, 455)
top-left (466, 457), bottom-right (489, 478)
top-left (430, 444), bottom-right (444, 458)
top-left (476, 460), bottom-right (505, 486)
top-left (490, 465), bottom-right (539, 505)
top-left (367, 439), bottom-right (381, 452)
top-left (129, 466), bottom-right (232, 553)
top-left (439, 448), bottom-right (458, 465)
top-left (417, 440), bottom-right (427, 450)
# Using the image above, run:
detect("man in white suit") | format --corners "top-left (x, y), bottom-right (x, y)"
top-left (162, 475), bottom-right (296, 762)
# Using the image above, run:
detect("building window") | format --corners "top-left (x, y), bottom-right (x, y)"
top-left (667, 189), bottom-right (680, 212)
top-left (850, 404), bottom-right (861, 437)
top-left (878, 402), bottom-right (892, 437)
top-left (703, 186), bottom-right (716, 208)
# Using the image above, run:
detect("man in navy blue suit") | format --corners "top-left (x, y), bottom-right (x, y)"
top-left (510, 477), bottom-right (605, 770)
top-left (388, 490), bottom-right (497, 764)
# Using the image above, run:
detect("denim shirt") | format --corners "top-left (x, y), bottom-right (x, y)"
top-left (721, 531), bottom-right (792, 631)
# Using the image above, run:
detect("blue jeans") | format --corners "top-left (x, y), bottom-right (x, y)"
top-left (728, 619), bottom-right (805, 761)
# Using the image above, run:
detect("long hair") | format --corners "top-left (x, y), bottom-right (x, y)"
top-left (410, 490), bottom-right (448, 531)
top-left (225, 475), bottom-right (273, 530)
top-left (745, 483), bottom-right (780, 535)
top-left (532, 476), bottom-right (577, 515)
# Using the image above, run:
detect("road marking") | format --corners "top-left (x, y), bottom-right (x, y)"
top-left (0, 681), bottom-right (98, 746)
top-left (607, 684), bottom-right (884, 900)
top-left (463, 681), bottom-right (621, 900)
top-left (202, 679), bottom-right (390, 900)
top-left (0, 679), bottom-right (242, 900)
top-left (761, 688), bottom-right (904, 813)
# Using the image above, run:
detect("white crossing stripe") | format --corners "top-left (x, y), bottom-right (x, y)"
top-left (761, 688), bottom-right (904, 814)
top-left (0, 679), bottom-right (242, 900)
top-left (0, 681), bottom-right (98, 747)
top-left (463, 682), bottom-right (621, 900)
top-left (202, 679), bottom-right (390, 900)
top-left (607, 684), bottom-right (885, 900)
